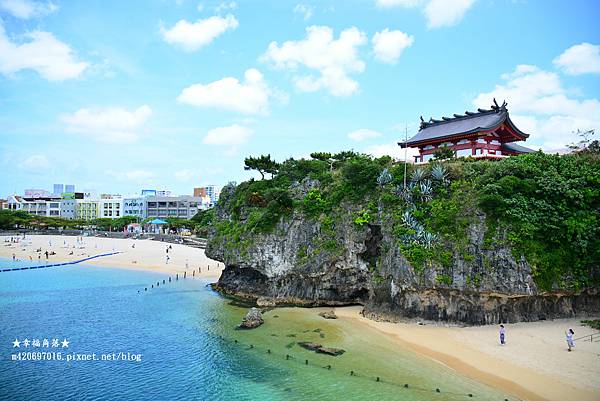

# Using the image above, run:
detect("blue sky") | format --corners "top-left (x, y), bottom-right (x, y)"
top-left (1, 0), bottom-right (599, 197)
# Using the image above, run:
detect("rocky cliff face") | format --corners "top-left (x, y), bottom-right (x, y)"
top-left (207, 182), bottom-right (599, 325)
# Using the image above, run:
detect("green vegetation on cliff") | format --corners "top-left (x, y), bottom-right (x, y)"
top-left (203, 150), bottom-right (600, 291)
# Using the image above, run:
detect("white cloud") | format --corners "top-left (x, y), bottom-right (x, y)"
top-left (215, 1), bottom-right (236, 13)
top-left (424, 0), bottom-right (475, 28)
top-left (374, 0), bottom-right (475, 29)
top-left (0, 24), bottom-right (88, 81)
top-left (364, 141), bottom-right (419, 161)
top-left (262, 25), bottom-right (367, 96)
top-left (375, 0), bottom-right (423, 7)
top-left (293, 4), bottom-right (313, 20)
top-left (473, 64), bottom-right (600, 151)
top-left (202, 124), bottom-right (253, 155)
top-left (160, 14), bottom-right (238, 52)
top-left (348, 128), bottom-right (383, 141)
top-left (19, 154), bottom-right (50, 170)
top-left (0, 0), bottom-right (57, 19)
top-left (60, 105), bottom-right (152, 143)
top-left (554, 43), bottom-right (600, 75)
top-left (372, 28), bottom-right (413, 64)
top-left (178, 68), bottom-right (279, 115)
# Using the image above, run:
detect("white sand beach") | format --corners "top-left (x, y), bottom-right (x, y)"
top-left (0, 234), bottom-right (223, 279)
top-left (334, 306), bottom-right (600, 401)
top-left (2, 234), bottom-right (599, 401)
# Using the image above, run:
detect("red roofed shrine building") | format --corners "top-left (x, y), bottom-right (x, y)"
top-left (399, 100), bottom-right (535, 164)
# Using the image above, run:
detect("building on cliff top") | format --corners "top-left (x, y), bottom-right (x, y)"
top-left (399, 99), bottom-right (535, 163)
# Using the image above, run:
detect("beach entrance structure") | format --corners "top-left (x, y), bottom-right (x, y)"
top-left (147, 218), bottom-right (167, 234)
top-left (399, 99), bottom-right (534, 164)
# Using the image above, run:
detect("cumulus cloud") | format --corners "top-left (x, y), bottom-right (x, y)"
top-left (374, 0), bottom-right (475, 29)
top-left (372, 29), bottom-right (413, 64)
top-left (202, 124), bottom-right (253, 155)
top-left (19, 154), bottom-right (50, 170)
top-left (473, 64), bottom-right (600, 151)
top-left (0, 0), bottom-right (57, 19)
top-left (364, 141), bottom-right (419, 161)
top-left (293, 4), bottom-right (313, 20)
top-left (348, 128), bottom-right (383, 141)
top-left (60, 105), bottom-right (152, 143)
top-left (262, 25), bottom-right (367, 97)
top-left (0, 24), bottom-right (88, 81)
top-left (160, 14), bottom-right (238, 52)
top-left (424, 0), bottom-right (475, 28)
top-left (554, 43), bottom-right (600, 75)
top-left (178, 68), bottom-right (280, 115)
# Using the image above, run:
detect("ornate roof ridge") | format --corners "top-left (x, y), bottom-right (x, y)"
top-left (419, 99), bottom-right (508, 131)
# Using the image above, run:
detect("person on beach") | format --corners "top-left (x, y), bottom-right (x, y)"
top-left (166, 255), bottom-right (170, 264)
top-left (499, 324), bottom-right (506, 345)
top-left (12, 253), bottom-right (15, 261)
top-left (44, 251), bottom-right (49, 259)
top-left (566, 328), bottom-right (575, 351)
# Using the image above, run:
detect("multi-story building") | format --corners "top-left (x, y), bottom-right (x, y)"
top-left (53, 184), bottom-right (64, 195)
top-left (193, 187), bottom-right (207, 197)
top-left (76, 199), bottom-right (99, 221)
top-left (24, 189), bottom-right (51, 198)
top-left (65, 184), bottom-right (75, 193)
top-left (204, 185), bottom-right (220, 205)
top-left (123, 197), bottom-right (146, 220)
top-left (60, 199), bottom-right (76, 219)
top-left (6, 195), bottom-right (61, 216)
top-left (145, 196), bottom-right (202, 220)
top-left (99, 195), bottom-right (123, 219)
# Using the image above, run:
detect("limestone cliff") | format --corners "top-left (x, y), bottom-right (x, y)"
top-left (204, 153), bottom-right (600, 325)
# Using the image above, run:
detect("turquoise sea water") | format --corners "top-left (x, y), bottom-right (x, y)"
top-left (0, 258), bottom-right (516, 401)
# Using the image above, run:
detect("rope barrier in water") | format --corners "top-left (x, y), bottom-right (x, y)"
top-left (212, 334), bottom-right (522, 401)
top-left (0, 252), bottom-right (122, 273)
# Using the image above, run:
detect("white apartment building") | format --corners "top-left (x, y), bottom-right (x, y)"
top-left (99, 195), bottom-right (123, 219)
top-left (123, 197), bottom-right (146, 219)
top-left (6, 195), bottom-right (61, 217)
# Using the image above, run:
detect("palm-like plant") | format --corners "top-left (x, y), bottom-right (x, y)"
top-left (377, 168), bottom-right (393, 187)
top-left (431, 164), bottom-right (448, 183)
top-left (422, 232), bottom-right (438, 248)
top-left (410, 168), bottom-right (427, 183)
top-left (419, 180), bottom-right (433, 202)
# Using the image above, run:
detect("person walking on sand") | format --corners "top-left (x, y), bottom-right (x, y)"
top-left (499, 324), bottom-right (506, 345)
top-left (566, 328), bottom-right (575, 351)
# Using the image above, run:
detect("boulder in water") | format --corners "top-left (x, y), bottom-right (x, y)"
top-left (316, 347), bottom-right (345, 356)
top-left (239, 307), bottom-right (264, 329)
top-left (318, 310), bottom-right (337, 319)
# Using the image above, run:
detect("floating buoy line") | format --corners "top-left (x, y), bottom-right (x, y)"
top-left (0, 252), bottom-right (121, 272)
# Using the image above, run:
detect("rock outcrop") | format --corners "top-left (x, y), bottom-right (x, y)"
top-left (239, 307), bottom-right (264, 329)
top-left (208, 181), bottom-right (599, 325)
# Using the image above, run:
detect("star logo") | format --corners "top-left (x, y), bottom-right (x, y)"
top-left (12, 339), bottom-right (20, 348)
top-left (61, 339), bottom-right (69, 348)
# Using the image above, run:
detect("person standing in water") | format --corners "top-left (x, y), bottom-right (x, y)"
top-left (566, 328), bottom-right (575, 351)
top-left (499, 324), bottom-right (506, 345)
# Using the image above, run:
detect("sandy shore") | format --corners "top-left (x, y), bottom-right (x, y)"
top-left (1, 234), bottom-right (223, 279)
top-left (334, 306), bottom-right (600, 401)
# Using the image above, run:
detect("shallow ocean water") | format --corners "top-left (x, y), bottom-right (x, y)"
top-left (0, 258), bottom-right (515, 401)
